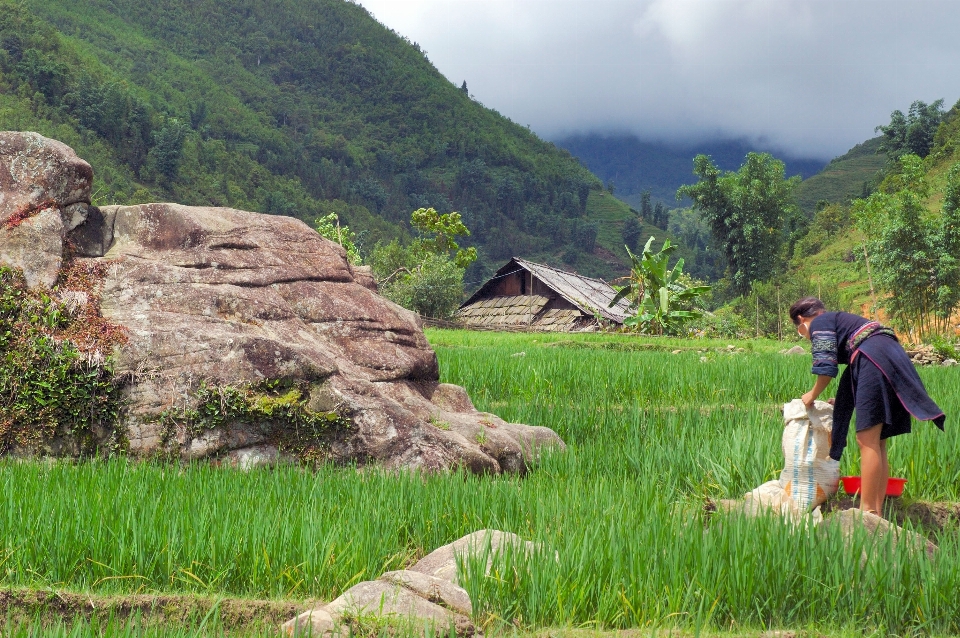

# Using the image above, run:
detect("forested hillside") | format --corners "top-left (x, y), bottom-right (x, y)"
top-left (0, 0), bottom-right (668, 282)
top-left (782, 99), bottom-right (960, 338)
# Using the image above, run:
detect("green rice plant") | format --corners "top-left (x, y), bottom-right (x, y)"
top-left (1, 328), bottom-right (958, 635)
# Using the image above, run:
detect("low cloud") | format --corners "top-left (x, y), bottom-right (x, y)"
top-left (360, 0), bottom-right (960, 159)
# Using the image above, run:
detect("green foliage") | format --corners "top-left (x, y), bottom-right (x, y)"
top-left (154, 379), bottom-right (351, 461)
top-left (877, 99), bottom-right (945, 160)
top-left (667, 206), bottom-right (724, 281)
top-left (686, 305), bottom-right (753, 339)
top-left (568, 218), bottom-right (598, 254)
top-left (853, 155), bottom-right (960, 337)
top-left (314, 212), bottom-right (362, 265)
top-left (677, 152), bottom-right (801, 295)
top-left (620, 215), bottom-right (642, 251)
top-left (368, 208), bottom-right (476, 318)
top-left (372, 248), bottom-right (465, 319)
top-left (723, 273), bottom-right (850, 340)
top-left (927, 334), bottom-right (959, 361)
top-left (652, 200), bottom-right (668, 229)
top-left (0, 267), bottom-right (126, 455)
top-left (640, 190), bottom-right (651, 220)
top-left (410, 207), bottom-right (477, 268)
top-left (610, 237), bottom-right (710, 335)
top-left (146, 117), bottom-right (188, 183)
top-left (793, 202), bottom-right (852, 258)
top-left (638, 191), bottom-right (668, 230)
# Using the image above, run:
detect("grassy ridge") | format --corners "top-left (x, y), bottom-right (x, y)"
top-left (2, 330), bottom-right (958, 634)
top-left (793, 137), bottom-right (887, 214)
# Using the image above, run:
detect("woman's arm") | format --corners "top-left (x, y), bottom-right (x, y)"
top-left (802, 375), bottom-right (832, 407)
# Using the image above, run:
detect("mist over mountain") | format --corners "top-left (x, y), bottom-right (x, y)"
top-left (555, 134), bottom-right (827, 208)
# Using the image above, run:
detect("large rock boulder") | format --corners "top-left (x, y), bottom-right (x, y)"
top-left (0, 131), bottom-right (564, 472)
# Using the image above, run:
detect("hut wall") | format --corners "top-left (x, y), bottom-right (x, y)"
top-left (488, 270), bottom-right (553, 299)
top-left (488, 270), bottom-right (523, 296)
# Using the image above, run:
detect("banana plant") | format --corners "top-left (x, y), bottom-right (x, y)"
top-left (609, 236), bottom-right (711, 335)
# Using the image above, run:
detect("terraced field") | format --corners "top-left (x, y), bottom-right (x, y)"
top-left (2, 329), bottom-right (958, 636)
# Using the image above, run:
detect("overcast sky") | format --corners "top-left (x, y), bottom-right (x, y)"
top-left (358, 0), bottom-right (959, 160)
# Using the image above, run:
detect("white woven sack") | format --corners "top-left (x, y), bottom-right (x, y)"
top-left (744, 479), bottom-right (797, 517)
top-left (779, 399), bottom-right (840, 510)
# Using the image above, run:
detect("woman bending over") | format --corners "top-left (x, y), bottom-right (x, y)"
top-left (789, 297), bottom-right (945, 516)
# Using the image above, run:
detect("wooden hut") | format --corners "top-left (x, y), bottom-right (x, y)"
top-left (456, 257), bottom-right (631, 331)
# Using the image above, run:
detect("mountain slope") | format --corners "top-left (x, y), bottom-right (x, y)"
top-left (0, 0), bottom-right (674, 282)
top-left (793, 137), bottom-right (887, 213)
top-left (554, 133), bottom-right (826, 208)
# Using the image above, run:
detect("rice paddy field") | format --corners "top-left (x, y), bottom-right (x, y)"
top-left (2, 329), bottom-right (959, 636)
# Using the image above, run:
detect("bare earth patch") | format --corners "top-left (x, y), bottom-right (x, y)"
top-left (0, 589), bottom-right (312, 631)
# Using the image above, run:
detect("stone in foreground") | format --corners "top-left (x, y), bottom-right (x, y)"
top-left (0, 131), bottom-right (564, 472)
top-left (828, 509), bottom-right (937, 560)
top-left (282, 529), bottom-right (536, 637)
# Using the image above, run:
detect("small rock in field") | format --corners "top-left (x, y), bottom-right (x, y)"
top-left (783, 345), bottom-right (806, 355)
top-left (510, 351), bottom-right (526, 357)
top-left (671, 349), bottom-right (682, 354)
top-left (942, 358), bottom-right (958, 367)
top-left (726, 344), bottom-right (735, 350)
top-left (699, 356), bottom-right (708, 363)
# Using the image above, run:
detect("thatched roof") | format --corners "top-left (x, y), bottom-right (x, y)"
top-left (457, 295), bottom-right (590, 331)
top-left (461, 258), bottom-right (631, 324)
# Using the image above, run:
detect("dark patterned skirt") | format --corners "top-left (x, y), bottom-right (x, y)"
top-left (849, 353), bottom-right (911, 439)
top-left (830, 335), bottom-right (944, 459)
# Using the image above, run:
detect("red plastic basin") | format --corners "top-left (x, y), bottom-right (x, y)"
top-left (840, 476), bottom-right (907, 497)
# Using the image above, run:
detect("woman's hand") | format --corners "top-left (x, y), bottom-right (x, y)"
top-left (802, 375), bottom-right (833, 409)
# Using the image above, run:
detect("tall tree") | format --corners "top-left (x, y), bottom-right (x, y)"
top-left (855, 155), bottom-right (960, 337)
top-left (640, 190), bottom-right (652, 222)
top-left (653, 201), bottom-right (667, 229)
top-left (876, 99), bottom-right (945, 160)
top-left (621, 215), bottom-right (642, 251)
top-left (677, 152), bottom-right (800, 295)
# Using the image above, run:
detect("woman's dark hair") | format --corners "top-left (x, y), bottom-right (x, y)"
top-left (789, 297), bottom-right (826, 325)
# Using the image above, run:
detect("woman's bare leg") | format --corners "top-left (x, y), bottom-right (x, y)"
top-left (857, 424), bottom-right (886, 515)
